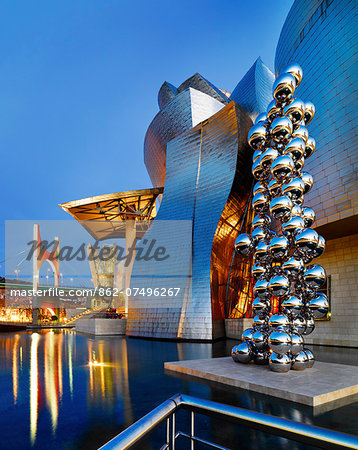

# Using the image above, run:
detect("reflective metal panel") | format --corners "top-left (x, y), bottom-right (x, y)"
top-left (144, 88), bottom-right (224, 188)
top-left (230, 58), bottom-right (275, 121)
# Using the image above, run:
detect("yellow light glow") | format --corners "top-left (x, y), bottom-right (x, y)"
top-left (13, 334), bottom-right (20, 404)
top-left (30, 333), bottom-right (40, 446)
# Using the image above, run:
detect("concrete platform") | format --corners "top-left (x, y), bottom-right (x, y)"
top-left (75, 318), bottom-right (126, 335)
top-left (164, 357), bottom-right (358, 407)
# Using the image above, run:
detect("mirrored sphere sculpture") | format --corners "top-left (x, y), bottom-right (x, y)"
top-left (232, 62), bottom-right (326, 372)
top-left (273, 73), bottom-right (296, 103)
top-left (304, 349), bottom-right (315, 368)
top-left (268, 330), bottom-right (291, 353)
top-left (291, 351), bottom-right (309, 370)
top-left (232, 342), bottom-right (253, 363)
top-left (269, 353), bottom-right (291, 373)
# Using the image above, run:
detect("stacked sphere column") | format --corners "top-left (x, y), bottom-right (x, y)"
top-left (231, 63), bottom-right (329, 373)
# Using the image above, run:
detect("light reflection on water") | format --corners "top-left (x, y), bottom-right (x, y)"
top-left (0, 330), bottom-right (357, 450)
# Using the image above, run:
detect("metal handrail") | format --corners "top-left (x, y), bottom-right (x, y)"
top-left (99, 393), bottom-right (358, 450)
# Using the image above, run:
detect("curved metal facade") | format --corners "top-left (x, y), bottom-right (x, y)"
top-left (177, 73), bottom-right (229, 105)
top-left (275, 0), bottom-right (358, 229)
top-left (144, 87), bottom-right (224, 188)
top-left (230, 57), bottom-right (275, 121)
top-left (128, 101), bottom-right (253, 340)
top-left (158, 81), bottom-right (177, 110)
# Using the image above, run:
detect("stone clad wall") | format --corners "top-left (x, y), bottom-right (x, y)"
top-left (304, 234), bottom-right (358, 347)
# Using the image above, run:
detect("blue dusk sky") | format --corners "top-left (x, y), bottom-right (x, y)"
top-left (1, 0), bottom-right (293, 276)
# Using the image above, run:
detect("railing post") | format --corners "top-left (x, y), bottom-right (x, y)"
top-left (172, 412), bottom-right (176, 450)
top-left (190, 410), bottom-right (195, 450)
top-left (166, 417), bottom-right (170, 449)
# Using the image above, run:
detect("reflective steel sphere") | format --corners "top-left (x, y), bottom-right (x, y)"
top-left (292, 125), bottom-right (309, 144)
top-left (303, 348), bottom-right (315, 368)
top-left (308, 293), bottom-right (329, 319)
top-left (282, 257), bottom-right (304, 279)
top-left (242, 327), bottom-right (255, 341)
top-left (301, 172), bottom-right (313, 194)
top-left (248, 124), bottom-right (267, 150)
top-left (253, 314), bottom-right (267, 329)
top-left (253, 214), bottom-right (271, 229)
top-left (282, 177), bottom-right (305, 201)
top-left (254, 241), bottom-right (271, 263)
top-left (304, 101), bottom-right (315, 125)
top-left (253, 330), bottom-right (268, 351)
top-left (252, 226), bottom-right (267, 245)
top-left (313, 235), bottom-right (325, 258)
top-left (269, 352), bottom-right (291, 372)
top-left (232, 342), bottom-right (253, 363)
top-left (282, 295), bottom-right (303, 317)
top-left (268, 178), bottom-right (281, 197)
top-left (254, 351), bottom-right (270, 365)
top-left (255, 112), bottom-right (267, 125)
top-left (301, 207), bottom-right (316, 227)
top-left (269, 275), bottom-right (290, 297)
top-left (282, 62), bottom-right (303, 87)
top-left (252, 193), bottom-right (268, 214)
top-left (261, 148), bottom-right (279, 170)
top-left (304, 265), bottom-right (326, 290)
top-left (269, 313), bottom-right (290, 329)
top-left (273, 73), bottom-right (296, 103)
top-left (235, 233), bottom-right (252, 256)
top-left (253, 279), bottom-right (270, 299)
top-left (253, 149), bottom-right (262, 163)
top-left (282, 216), bottom-right (305, 237)
top-left (291, 204), bottom-right (303, 217)
top-left (253, 180), bottom-right (266, 196)
top-left (292, 315), bottom-right (307, 335)
top-left (294, 157), bottom-right (305, 173)
top-left (270, 116), bottom-right (293, 143)
top-left (271, 155), bottom-right (294, 181)
top-left (268, 330), bottom-right (291, 353)
top-left (304, 316), bottom-right (315, 335)
top-left (283, 98), bottom-right (305, 124)
top-left (291, 351), bottom-right (308, 370)
top-left (266, 99), bottom-right (281, 121)
top-left (295, 228), bottom-right (319, 257)
top-left (290, 333), bottom-right (304, 355)
top-left (252, 297), bottom-right (271, 315)
top-left (305, 136), bottom-right (316, 159)
top-left (283, 137), bottom-right (306, 161)
top-left (252, 263), bottom-right (267, 280)
top-left (270, 195), bottom-right (293, 221)
top-left (269, 235), bottom-right (290, 260)
top-left (252, 158), bottom-right (265, 180)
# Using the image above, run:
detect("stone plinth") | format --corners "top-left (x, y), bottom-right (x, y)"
top-left (164, 357), bottom-right (358, 407)
top-left (75, 318), bottom-right (126, 335)
top-left (225, 319), bottom-right (253, 339)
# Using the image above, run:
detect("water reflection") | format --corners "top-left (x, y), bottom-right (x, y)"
top-left (87, 338), bottom-right (133, 426)
top-left (12, 333), bottom-right (19, 404)
top-left (0, 332), bottom-right (357, 449)
top-left (30, 333), bottom-right (40, 445)
top-left (0, 331), bottom-right (133, 448)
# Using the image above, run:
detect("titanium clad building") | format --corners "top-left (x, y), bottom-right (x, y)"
top-left (128, 64), bottom-right (274, 340)
top-left (275, 0), bottom-right (358, 346)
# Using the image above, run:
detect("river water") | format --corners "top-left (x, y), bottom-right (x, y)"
top-left (0, 330), bottom-right (357, 449)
